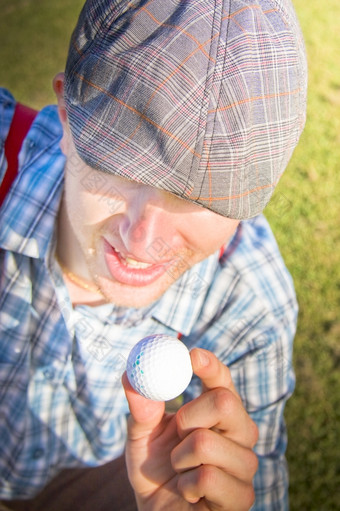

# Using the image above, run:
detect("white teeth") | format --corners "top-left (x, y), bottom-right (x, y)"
top-left (113, 247), bottom-right (152, 269)
top-left (122, 256), bottom-right (152, 269)
top-left (124, 257), bottom-right (152, 269)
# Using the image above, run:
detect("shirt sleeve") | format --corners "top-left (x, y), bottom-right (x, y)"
top-left (231, 315), bottom-right (296, 511)
top-left (182, 215), bottom-right (298, 510)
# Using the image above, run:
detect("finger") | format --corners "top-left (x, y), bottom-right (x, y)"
top-left (122, 371), bottom-right (165, 440)
top-left (171, 428), bottom-right (258, 484)
top-left (190, 348), bottom-right (240, 399)
top-left (177, 465), bottom-right (256, 511)
top-left (190, 348), bottom-right (239, 399)
top-left (176, 387), bottom-right (258, 448)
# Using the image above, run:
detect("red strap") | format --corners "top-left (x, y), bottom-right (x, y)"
top-left (0, 103), bottom-right (38, 207)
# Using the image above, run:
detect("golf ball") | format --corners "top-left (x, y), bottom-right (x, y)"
top-left (127, 334), bottom-right (193, 401)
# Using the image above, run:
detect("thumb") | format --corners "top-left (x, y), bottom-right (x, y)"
top-left (122, 372), bottom-right (165, 440)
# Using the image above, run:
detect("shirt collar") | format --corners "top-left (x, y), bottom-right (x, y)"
top-left (0, 105), bottom-right (65, 259)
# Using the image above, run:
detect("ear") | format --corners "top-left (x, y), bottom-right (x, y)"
top-left (53, 72), bottom-right (71, 156)
top-left (53, 72), bottom-right (67, 125)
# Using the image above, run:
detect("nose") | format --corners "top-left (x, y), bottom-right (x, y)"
top-left (118, 186), bottom-right (180, 261)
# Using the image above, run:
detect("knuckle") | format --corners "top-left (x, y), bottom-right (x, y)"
top-left (212, 387), bottom-right (235, 415)
top-left (247, 450), bottom-right (259, 478)
top-left (196, 464), bottom-right (217, 491)
top-left (175, 404), bottom-right (189, 433)
top-left (190, 428), bottom-right (214, 459)
top-left (249, 420), bottom-right (259, 448)
top-left (242, 484), bottom-right (256, 510)
top-left (220, 363), bottom-right (233, 387)
top-left (170, 446), bottom-right (179, 470)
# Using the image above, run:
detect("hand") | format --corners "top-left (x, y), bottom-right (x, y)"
top-left (122, 348), bottom-right (259, 510)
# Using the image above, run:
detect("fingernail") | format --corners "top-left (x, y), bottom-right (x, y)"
top-left (197, 349), bottom-right (210, 367)
top-left (186, 496), bottom-right (200, 504)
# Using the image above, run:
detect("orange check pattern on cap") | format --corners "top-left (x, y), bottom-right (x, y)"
top-left (65, 0), bottom-right (307, 219)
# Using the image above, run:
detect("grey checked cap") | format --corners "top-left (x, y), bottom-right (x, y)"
top-left (65, 0), bottom-right (307, 219)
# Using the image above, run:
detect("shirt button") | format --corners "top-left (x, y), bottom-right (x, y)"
top-left (32, 448), bottom-right (45, 460)
top-left (43, 368), bottom-right (55, 381)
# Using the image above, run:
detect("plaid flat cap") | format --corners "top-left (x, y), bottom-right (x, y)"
top-left (65, 0), bottom-right (307, 219)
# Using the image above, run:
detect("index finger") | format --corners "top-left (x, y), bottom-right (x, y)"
top-left (190, 348), bottom-right (241, 401)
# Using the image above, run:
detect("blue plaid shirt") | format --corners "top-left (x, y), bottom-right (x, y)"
top-left (0, 88), bottom-right (297, 509)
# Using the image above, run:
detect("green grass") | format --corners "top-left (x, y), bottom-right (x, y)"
top-left (1, 1), bottom-right (340, 509)
top-left (265, 1), bottom-right (340, 508)
top-left (0, 0), bottom-right (84, 108)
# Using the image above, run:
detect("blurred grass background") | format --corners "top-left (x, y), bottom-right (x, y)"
top-left (0, 0), bottom-right (339, 509)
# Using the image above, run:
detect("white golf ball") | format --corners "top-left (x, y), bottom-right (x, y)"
top-left (127, 334), bottom-right (193, 401)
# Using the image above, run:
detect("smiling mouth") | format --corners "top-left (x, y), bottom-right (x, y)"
top-left (103, 239), bottom-right (172, 287)
top-left (118, 253), bottom-right (153, 270)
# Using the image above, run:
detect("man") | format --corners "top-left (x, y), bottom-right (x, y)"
top-left (0, 0), bottom-right (307, 509)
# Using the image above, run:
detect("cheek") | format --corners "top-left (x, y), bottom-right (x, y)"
top-left (77, 192), bottom-right (108, 225)
top-left (184, 216), bottom-right (239, 258)
top-left (65, 176), bottom-right (117, 229)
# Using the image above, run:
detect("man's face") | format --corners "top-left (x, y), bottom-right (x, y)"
top-left (57, 128), bottom-right (240, 308)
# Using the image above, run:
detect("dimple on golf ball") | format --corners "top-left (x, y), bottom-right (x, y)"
top-left (127, 334), bottom-right (193, 401)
